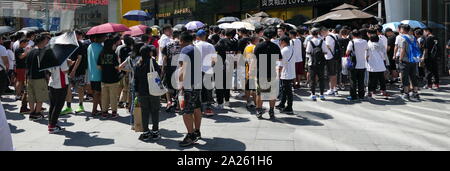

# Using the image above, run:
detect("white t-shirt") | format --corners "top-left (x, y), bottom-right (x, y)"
top-left (0, 45), bottom-right (8, 71)
top-left (394, 34), bottom-right (404, 57)
top-left (290, 38), bottom-right (303, 63)
top-left (0, 102), bottom-right (14, 151)
top-left (346, 38), bottom-right (368, 69)
top-left (366, 41), bottom-right (387, 72)
top-left (48, 61), bottom-right (69, 89)
top-left (7, 49), bottom-right (15, 70)
top-left (280, 46), bottom-right (296, 80)
top-left (303, 35), bottom-right (313, 47)
top-left (305, 37), bottom-right (328, 67)
top-left (195, 41), bottom-right (216, 74)
top-left (325, 33), bottom-right (338, 60)
top-left (158, 34), bottom-right (172, 66)
top-left (379, 35), bottom-right (388, 50)
top-left (13, 40), bottom-right (20, 52)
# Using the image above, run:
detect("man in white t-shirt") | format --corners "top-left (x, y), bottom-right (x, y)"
top-left (324, 28), bottom-right (340, 96)
top-left (158, 24), bottom-right (173, 66)
top-left (306, 28), bottom-right (328, 101)
top-left (345, 29), bottom-right (368, 100)
top-left (276, 36), bottom-right (296, 114)
top-left (194, 30), bottom-right (216, 116)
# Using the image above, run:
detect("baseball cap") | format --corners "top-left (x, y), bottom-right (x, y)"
top-left (196, 29), bottom-right (207, 37)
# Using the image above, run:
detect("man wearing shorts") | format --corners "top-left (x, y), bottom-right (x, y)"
top-left (88, 34), bottom-right (105, 115)
top-left (14, 39), bottom-right (30, 113)
top-left (26, 34), bottom-right (51, 121)
top-left (178, 32), bottom-right (203, 147)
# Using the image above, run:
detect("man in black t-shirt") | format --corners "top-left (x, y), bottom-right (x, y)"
top-left (423, 28), bottom-right (440, 89)
top-left (26, 34), bottom-right (51, 121)
top-left (254, 27), bottom-right (282, 119)
top-left (214, 29), bottom-right (238, 109)
top-left (14, 39), bottom-right (31, 113)
top-left (63, 30), bottom-right (89, 115)
top-left (385, 28), bottom-right (398, 83)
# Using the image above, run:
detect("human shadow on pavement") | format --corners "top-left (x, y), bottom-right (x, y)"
top-left (55, 131), bottom-right (115, 147)
top-left (259, 115), bottom-right (324, 127)
top-left (204, 114), bottom-right (250, 123)
top-left (5, 111), bottom-right (25, 121)
top-left (159, 128), bottom-right (184, 139)
top-left (154, 136), bottom-right (246, 151)
top-left (2, 103), bottom-right (18, 112)
top-left (35, 118), bottom-right (75, 127)
top-left (8, 123), bottom-right (25, 134)
top-left (301, 111), bottom-right (334, 120)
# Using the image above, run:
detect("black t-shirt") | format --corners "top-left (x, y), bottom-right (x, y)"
top-left (254, 40), bottom-right (282, 81)
top-left (15, 48), bottom-right (26, 69)
top-left (69, 41), bottom-right (88, 76)
top-left (237, 37), bottom-right (251, 53)
top-left (387, 35), bottom-right (396, 59)
top-left (26, 48), bottom-right (46, 79)
top-left (425, 35), bottom-right (439, 58)
top-left (97, 52), bottom-right (120, 83)
top-left (215, 38), bottom-right (238, 65)
top-left (209, 34), bottom-right (221, 45)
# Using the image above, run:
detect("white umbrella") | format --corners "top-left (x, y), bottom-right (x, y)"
top-left (229, 22), bottom-right (255, 31)
top-left (185, 21), bottom-right (205, 31)
top-left (218, 23), bottom-right (233, 30)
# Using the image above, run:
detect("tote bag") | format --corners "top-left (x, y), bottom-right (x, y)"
top-left (147, 58), bottom-right (168, 96)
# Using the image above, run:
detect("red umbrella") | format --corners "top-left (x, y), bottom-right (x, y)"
top-left (123, 25), bottom-right (149, 37)
top-left (86, 23), bottom-right (131, 35)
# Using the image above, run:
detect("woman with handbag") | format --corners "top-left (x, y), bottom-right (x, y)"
top-left (134, 45), bottom-right (162, 141)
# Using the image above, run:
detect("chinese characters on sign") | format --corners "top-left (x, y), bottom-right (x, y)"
top-left (260, 0), bottom-right (328, 8)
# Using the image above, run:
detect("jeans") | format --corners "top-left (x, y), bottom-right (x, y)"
top-left (138, 95), bottom-right (160, 132)
top-left (101, 82), bottom-right (120, 112)
top-left (279, 79), bottom-right (294, 108)
top-left (425, 60), bottom-right (440, 85)
top-left (0, 70), bottom-right (7, 96)
top-left (350, 69), bottom-right (366, 99)
top-left (309, 65), bottom-right (325, 95)
top-left (49, 87), bottom-right (68, 126)
top-left (368, 72), bottom-right (386, 92)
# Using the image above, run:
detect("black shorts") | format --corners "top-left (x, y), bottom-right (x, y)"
top-left (181, 90), bottom-right (202, 115)
top-left (90, 81), bottom-right (102, 92)
top-left (326, 60), bottom-right (339, 76)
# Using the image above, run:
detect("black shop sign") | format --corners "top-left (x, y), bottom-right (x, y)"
top-left (260, 0), bottom-right (336, 9)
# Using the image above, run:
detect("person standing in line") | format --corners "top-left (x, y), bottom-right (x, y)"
top-left (14, 39), bottom-right (31, 113)
top-left (305, 28), bottom-right (328, 101)
top-left (366, 33), bottom-right (389, 99)
top-left (276, 36), bottom-right (296, 114)
top-left (47, 60), bottom-right (69, 134)
top-left (422, 28), bottom-right (440, 89)
top-left (195, 30), bottom-right (216, 116)
top-left (117, 36), bottom-right (134, 109)
top-left (97, 38), bottom-right (121, 119)
top-left (134, 45), bottom-right (162, 141)
top-left (324, 27), bottom-right (341, 96)
top-left (178, 32), bottom-right (203, 147)
top-left (254, 27), bottom-right (282, 119)
top-left (398, 24), bottom-right (421, 101)
top-left (345, 30), bottom-right (369, 101)
top-left (26, 34), bottom-right (51, 121)
top-left (87, 34), bottom-right (106, 116)
top-left (243, 36), bottom-right (260, 109)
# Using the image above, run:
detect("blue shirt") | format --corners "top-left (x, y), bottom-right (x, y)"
top-left (88, 43), bottom-right (103, 82)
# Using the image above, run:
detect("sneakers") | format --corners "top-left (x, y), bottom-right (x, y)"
top-left (319, 95), bottom-right (326, 101)
top-left (325, 90), bottom-right (335, 96)
top-left (75, 105), bottom-right (85, 113)
top-left (346, 96), bottom-right (356, 101)
top-left (179, 133), bottom-right (196, 147)
top-left (281, 107), bottom-right (294, 115)
top-left (101, 112), bottom-right (109, 119)
top-left (29, 113), bottom-right (44, 121)
top-left (49, 125), bottom-right (65, 134)
top-left (118, 102), bottom-right (126, 108)
top-left (412, 92), bottom-right (421, 100)
top-left (139, 130), bottom-right (162, 141)
top-left (204, 108), bottom-right (214, 116)
top-left (310, 95), bottom-right (317, 101)
top-left (367, 92), bottom-right (373, 98)
top-left (423, 85), bottom-right (432, 89)
top-left (216, 104), bottom-right (224, 110)
top-left (139, 131), bottom-right (151, 141)
top-left (256, 108), bottom-right (264, 119)
top-left (433, 84), bottom-right (440, 90)
top-left (60, 107), bottom-right (73, 115)
top-left (193, 130), bottom-right (202, 142)
top-left (269, 109), bottom-right (275, 119)
top-left (246, 101), bottom-right (256, 109)
top-left (401, 93), bottom-right (411, 101)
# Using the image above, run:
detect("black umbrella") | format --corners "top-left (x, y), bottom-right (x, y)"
top-left (217, 17), bottom-right (240, 24)
top-left (39, 31), bottom-right (79, 71)
top-left (0, 26), bottom-right (14, 35)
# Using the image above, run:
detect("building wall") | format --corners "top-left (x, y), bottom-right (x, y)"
top-left (384, 0), bottom-right (422, 22)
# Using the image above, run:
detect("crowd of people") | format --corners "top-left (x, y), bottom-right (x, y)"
top-left (0, 21), bottom-right (444, 147)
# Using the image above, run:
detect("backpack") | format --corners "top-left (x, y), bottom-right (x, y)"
top-left (309, 40), bottom-right (326, 66)
top-left (402, 35), bottom-right (422, 63)
top-left (348, 40), bottom-right (358, 69)
top-left (327, 35), bottom-right (341, 60)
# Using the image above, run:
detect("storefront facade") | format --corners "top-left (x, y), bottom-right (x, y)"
top-left (156, 0), bottom-right (196, 25)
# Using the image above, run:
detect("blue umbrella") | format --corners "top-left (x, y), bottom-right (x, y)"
top-left (401, 20), bottom-right (427, 29)
top-left (123, 10), bottom-right (151, 21)
top-left (382, 22), bottom-right (401, 32)
top-left (185, 21), bottom-right (205, 31)
top-left (427, 21), bottom-right (447, 30)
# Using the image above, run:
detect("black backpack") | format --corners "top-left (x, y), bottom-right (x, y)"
top-left (327, 35), bottom-right (341, 60)
top-left (309, 40), bottom-right (326, 66)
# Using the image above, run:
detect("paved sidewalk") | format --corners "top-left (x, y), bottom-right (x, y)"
top-left (2, 78), bottom-right (450, 151)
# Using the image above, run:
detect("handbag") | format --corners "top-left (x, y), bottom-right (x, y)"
top-left (147, 58), bottom-right (168, 96)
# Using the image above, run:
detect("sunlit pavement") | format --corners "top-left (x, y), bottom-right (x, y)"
top-left (2, 78), bottom-right (450, 151)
